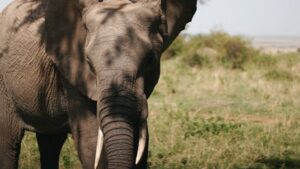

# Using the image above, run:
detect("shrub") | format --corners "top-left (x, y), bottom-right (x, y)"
top-left (162, 36), bottom-right (185, 60)
top-left (163, 31), bottom-right (267, 70)
top-left (223, 36), bottom-right (254, 69)
top-left (251, 53), bottom-right (277, 68)
top-left (179, 31), bottom-right (257, 69)
top-left (181, 49), bottom-right (211, 67)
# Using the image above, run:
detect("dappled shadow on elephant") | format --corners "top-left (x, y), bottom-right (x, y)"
top-left (11, 0), bottom-right (159, 99)
top-left (7, 0), bottom-right (197, 99)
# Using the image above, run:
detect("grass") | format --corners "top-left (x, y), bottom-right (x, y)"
top-left (148, 53), bottom-right (300, 169)
top-left (19, 51), bottom-right (300, 168)
top-left (20, 134), bottom-right (80, 169)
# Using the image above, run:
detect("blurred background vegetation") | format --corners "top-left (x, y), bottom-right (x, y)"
top-left (164, 31), bottom-right (270, 70)
top-left (20, 32), bottom-right (300, 169)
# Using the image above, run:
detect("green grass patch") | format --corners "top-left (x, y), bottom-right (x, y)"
top-left (265, 69), bottom-right (299, 81)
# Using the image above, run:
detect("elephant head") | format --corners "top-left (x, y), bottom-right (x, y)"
top-left (43, 0), bottom-right (197, 168)
top-left (81, 2), bottom-right (165, 168)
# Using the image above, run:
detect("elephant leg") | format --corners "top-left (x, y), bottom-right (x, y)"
top-left (70, 113), bottom-right (99, 169)
top-left (36, 132), bottom-right (67, 169)
top-left (0, 84), bottom-right (24, 169)
top-left (0, 119), bottom-right (24, 169)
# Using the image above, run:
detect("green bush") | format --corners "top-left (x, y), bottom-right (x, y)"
top-left (251, 53), bottom-right (277, 68)
top-left (178, 31), bottom-right (257, 69)
top-left (182, 52), bottom-right (210, 68)
top-left (223, 36), bottom-right (254, 69)
top-left (162, 36), bottom-right (185, 60)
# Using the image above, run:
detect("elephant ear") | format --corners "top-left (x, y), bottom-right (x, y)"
top-left (44, 0), bottom-right (98, 100)
top-left (131, 0), bottom-right (197, 47)
top-left (162, 0), bottom-right (197, 49)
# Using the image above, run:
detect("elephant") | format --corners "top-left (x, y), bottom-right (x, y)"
top-left (0, 0), bottom-right (197, 168)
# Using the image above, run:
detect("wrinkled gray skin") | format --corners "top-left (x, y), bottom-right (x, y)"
top-left (0, 0), bottom-right (196, 168)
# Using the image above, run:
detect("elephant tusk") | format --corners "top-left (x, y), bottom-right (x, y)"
top-left (135, 121), bottom-right (148, 165)
top-left (94, 127), bottom-right (104, 169)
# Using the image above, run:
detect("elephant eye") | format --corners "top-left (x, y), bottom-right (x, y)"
top-left (149, 16), bottom-right (162, 33)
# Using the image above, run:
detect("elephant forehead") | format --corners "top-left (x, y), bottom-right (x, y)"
top-left (84, 1), bottom-right (160, 31)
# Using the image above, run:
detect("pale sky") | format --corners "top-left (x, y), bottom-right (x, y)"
top-left (186, 0), bottom-right (300, 36)
top-left (1, 0), bottom-right (300, 36)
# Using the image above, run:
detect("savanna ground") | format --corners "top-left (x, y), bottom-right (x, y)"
top-left (19, 32), bottom-right (300, 169)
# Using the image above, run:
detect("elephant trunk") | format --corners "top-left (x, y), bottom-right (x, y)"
top-left (99, 89), bottom-right (137, 169)
top-left (101, 115), bottom-right (135, 169)
top-left (94, 72), bottom-right (148, 169)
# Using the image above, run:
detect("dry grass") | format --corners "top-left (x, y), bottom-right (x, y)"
top-left (148, 53), bottom-right (300, 169)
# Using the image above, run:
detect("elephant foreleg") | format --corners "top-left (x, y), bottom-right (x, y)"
top-left (0, 80), bottom-right (24, 169)
top-left (0, 116), bottom-right (24, 169)
top-left (36, 132), bottom-right (67, 169)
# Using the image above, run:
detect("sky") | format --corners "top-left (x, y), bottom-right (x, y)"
top-left (1, 0), bottom-right (300, 37)
top-left (185, 0), bottom-right (300, 36)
